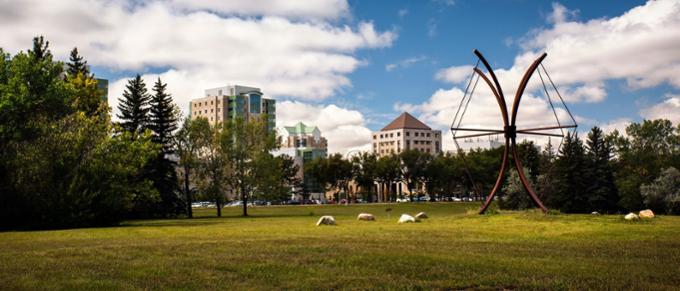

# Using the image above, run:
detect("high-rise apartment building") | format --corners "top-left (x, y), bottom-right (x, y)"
top-left (189, 85), bottom-right (275, 131)
top-left (372, 112), bottom-right (442, 157)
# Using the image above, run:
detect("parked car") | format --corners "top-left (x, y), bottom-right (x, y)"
top-left (396, 197), bottom-right (410, 203)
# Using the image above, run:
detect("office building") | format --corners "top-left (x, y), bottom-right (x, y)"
top-left (372, 112), bottom-right (442, 157)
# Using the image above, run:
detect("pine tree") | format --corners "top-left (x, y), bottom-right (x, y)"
top-left (550, 133), bottom-right (591, 213)
top-left (586, 126), bottom-right (619, 213)
top-left (147, 78), bottom-right (182, 217)
top-left (67, 47), bottom-right (89, 77)
top-left (149, 78), bottom-right (178, 153)
top-left (116, 74), bottom-right (150, 135)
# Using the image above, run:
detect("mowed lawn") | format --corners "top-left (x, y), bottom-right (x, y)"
top-left (1, 203), bottom-right (679, 290)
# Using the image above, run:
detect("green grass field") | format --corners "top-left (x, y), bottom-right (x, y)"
top-left (1, 203), bottom-right (679, 290)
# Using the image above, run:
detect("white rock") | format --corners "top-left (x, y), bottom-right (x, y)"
top-left (357, 213), bottom-right (375, 221)
top-left (316, 215), bottom-right (336, 226)
top-left (415, 212), bottom-right (428, 219)
top-left (398, 214), bottom-right (417, 223)
top-left (639, 209), bottom-right (655, 219)
top-left (624, 213), bottom-right (639, 221)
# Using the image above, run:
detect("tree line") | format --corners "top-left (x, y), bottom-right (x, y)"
top-left (0, 37), bottom-right (299, 230)
top-left (306, 123), bottom-right (680, 214)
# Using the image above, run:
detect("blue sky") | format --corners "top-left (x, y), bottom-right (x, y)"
top-left (1, 0), bottom-right (678, 153)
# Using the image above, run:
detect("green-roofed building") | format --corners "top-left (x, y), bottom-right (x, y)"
top-left (276, 122), bottom-right (328, 200)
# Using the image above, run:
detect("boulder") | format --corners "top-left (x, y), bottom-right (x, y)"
top-left (415, 212), bottom-right (428, 219)
top-left (316, 215), bottom-right (336, 226)
top-left (639, 209), bottom-right (655, 219)
top-left (398, 214), bottom-right (417, 223)
top-left (591, 211), bottom-right (600, 215)
top-left (624, 213), bottom-right (639, 221)
top-left (357, 213), bottom-right (375, 221)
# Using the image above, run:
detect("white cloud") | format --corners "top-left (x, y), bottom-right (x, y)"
top-left (520, 0), bottom-right (680, 91)
top-left (640, 93), bottom-right (680, 124)
top-left (547, 2), bottom-right (578, 24)
top-left (167, 0), bottom-right (349, 20)
top-left (559, 82), bottom-right (607, 103)
top-left (385, 55), bottom-right (427, 72)
top-left (435, 65), bottom-right (474, 84)
top-left (398, 9), bottom-right (408, 18)
top-left (0, 0), bottom-right (396, 119)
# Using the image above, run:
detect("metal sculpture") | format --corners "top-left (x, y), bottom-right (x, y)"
top-left (451, 49), bottom-right (577, 214)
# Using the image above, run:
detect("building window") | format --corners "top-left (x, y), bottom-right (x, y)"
top-left (249, 94), bottom-right (261, 113)
top-left (406, 131), bottom-right (410, 137)
top-left (397, 132), bottom-right (401, 137)
top-left (427, 133), bottom-right (430, 137)
top-left (390, 133), bottom-right (393, 138)
top-left (435, 133), bottom-right (439, 137)
top-left (211, 109), bottom-right (213, 113)
top-left (373, 135), bottom-right (376, 140)
top-left (380, 134), bottom-right (383, 138)
top-left (415, 132), bottom-right (419, 137)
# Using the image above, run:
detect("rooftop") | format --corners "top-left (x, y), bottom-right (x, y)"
top-left (284, 122), bottom-right (319, 135)
top-left (381, 112), bottom-right (431, 131)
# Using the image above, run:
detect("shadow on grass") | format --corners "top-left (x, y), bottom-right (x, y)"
top-left (121, 212), bottom-right (317, 228)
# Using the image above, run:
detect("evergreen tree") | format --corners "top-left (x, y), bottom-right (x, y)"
top-left (67, 47), bottom-right (89, 76)
top-left (550, 133), bottom-right (591, 213)
top-left (517, 140), bottom-right (540, 181)
top-left (116, 74), bottom-right (150, 135)
top-left (586, 126), bottom-right (619, 213)
top-left (149, 78), bottom-right (178, 153)
top-left (499, 167), bottom-right (534, 210)
top-left (147, 78), bottom-right (182, 217)
top-left (536, 138), bottom-right (556, 203)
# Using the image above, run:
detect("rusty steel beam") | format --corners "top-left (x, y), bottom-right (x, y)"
top-left (517, 124), bottom-right (577, 132)
top-left (473, 50), bottom-right (551, 214)
top-left (515, 131), bottom-right (564, 138)
top-left (451, 127), bottom-right (505, 133)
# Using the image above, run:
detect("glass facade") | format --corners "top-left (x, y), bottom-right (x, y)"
top-left (249, 93), bottom-right (261, 114)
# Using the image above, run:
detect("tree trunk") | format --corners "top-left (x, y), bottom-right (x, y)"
top-left (241, 184), bottom-right (248, 217)
top-left (184, 166), bottom-right (192, 218)
top-left (216, 200), bottom-right (222, 217)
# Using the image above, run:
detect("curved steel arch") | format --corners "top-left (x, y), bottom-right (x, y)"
top-left (460, 50), bottom-right (555, 214)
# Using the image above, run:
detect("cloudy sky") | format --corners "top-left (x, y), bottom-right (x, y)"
top-left (1, 0), bottom-right (678, 153)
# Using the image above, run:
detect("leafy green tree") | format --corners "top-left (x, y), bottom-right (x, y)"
top-left (609, 119), bottom-right (680, 211)
top-left (175, 117), bottom-right (210, 218)
top-left (585, 126), bottom-right (619, 213)
top-left (147, 77), bottom-right (182, 217)
top-left (195, 119), bottom-right (230, 217)
top-left (351, 152), bottom-right (378, 202)
top-left (305, 154), bottom-right (353, 202)
top-left (399, 150), bottom-right (432, 201)
top-left (253, 154), bottom-right (301, 202)
top-left (116, 74), bottom-right (150, 135)
top-left (640, 167), bottom-right (680, 214)
top-left (66, 47), bottom-right (89, 77)
top-left (222, 116), bottom-right (278, 216)
top-left (375, 154), bottom-right (401, 202)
